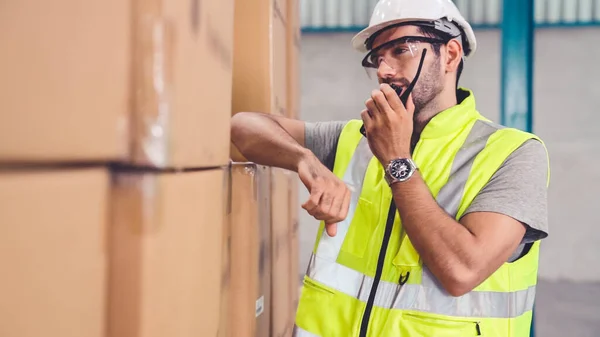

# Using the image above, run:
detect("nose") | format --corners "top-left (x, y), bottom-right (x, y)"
top-left (377, 60), bottom-right (396, 81)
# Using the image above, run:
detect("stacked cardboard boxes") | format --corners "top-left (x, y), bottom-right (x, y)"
top-left (287, 171), bottom-right (301, 319)
top-left (287, 0), bottom-right (302, 120)
top-left (2, 0), bottom-right (301, 334)
top-left (109, 169), bottom-right (228, 337)
top-left (229, 0), bottom-right (290, 161)
top-left (223, 164), bottom-right (272, 337)
top-left (226, 0), bottom-right (303, 334)
top-left (231, 0), bottom-right (288, 117)
top-left (0, 0), bottom-right (233, 168)
top-left (0, 168), bottom-right (109, 337)
top-left (271, 168), bottom-right (293, 337)
top-left (286, 0), bottom-right (302, 320)
top-left (1, 0), bottom-right (235, 337)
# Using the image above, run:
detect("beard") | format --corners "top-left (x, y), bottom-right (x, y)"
top-left (411, 55), bottom-right (444, 116)
top-left (382, 54), bottom-right (445, 118)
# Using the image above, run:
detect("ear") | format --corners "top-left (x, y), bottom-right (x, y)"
top-left (444, 39), bottom-right (463, 73)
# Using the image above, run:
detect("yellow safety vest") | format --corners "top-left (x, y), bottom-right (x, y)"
top-left (294, 89), bottom-right (549, 337)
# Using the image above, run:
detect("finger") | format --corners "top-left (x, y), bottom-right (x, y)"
top-left (318, 191), bottom-right (335, 216)
top-left (380, 83), bottom-right (404, 112)
top-left (364, 97), bottom-right (380, 120)
top-left (324, 223), bottom-right (338, 237)
top-left (371, 89), bottom-right (392, 116)
top-left (323, 188), bottom-right (351, 237)
top-left (361, 109), bottom-right (373, 134)
top-left (301, 187), bottom-right (323, 212)
top-left (328, 189), bottom-right (346, 221)
top-left (339, 186), bottom-right (352, 220)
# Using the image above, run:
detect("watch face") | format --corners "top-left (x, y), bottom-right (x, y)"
top-left (390, 159), bottom-right (412, 180)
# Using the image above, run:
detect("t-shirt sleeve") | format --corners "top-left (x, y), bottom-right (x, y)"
top-left (304, 121), bottom-right (348, 171)
top-left (463, 139), bottom-right (550, 243)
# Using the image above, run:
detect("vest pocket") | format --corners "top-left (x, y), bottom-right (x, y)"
top-left (303, 277), bottom-right (335, 296)
top-left (340, 197), bottom-right (376, 258)
top-left (399, 312), bottom-right (483, 336)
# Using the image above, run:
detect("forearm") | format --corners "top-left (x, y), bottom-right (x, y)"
top-left (231, 112), bottom-right (310, 171)
top-left (391, 172), bottom-right (480, 295)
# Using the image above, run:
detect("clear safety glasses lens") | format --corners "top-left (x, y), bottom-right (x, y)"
top-left (362, 36), bottom-right (443, 80)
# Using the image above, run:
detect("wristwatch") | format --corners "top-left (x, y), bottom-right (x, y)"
top-left (384, 158), bottom-right (418, 185)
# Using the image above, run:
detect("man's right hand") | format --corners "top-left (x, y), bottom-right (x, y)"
top-left (297, 153), bottom-right (351, 237)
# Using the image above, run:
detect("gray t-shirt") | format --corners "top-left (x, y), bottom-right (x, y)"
top-left (305, 121), bottom-right (549, 262)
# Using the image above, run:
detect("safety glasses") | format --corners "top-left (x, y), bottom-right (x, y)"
top-left (361, 36), bottom-right (446, 79)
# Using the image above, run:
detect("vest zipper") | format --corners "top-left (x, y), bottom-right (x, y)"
top-left (358, 200), bottom-right (397, 337)
top-left (476, 321), bottom-right (482, 335)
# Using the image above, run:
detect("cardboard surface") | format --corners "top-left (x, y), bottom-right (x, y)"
top-left (287, 171), bottom-right (301, 322)
top-left (228, 163), bottom-right (272, 337)
top-left (0, 0), bottom-right (234, 168)
top-left (271, 168), bottom-right (293, 337)
top-left (230, 0), bottom-right (289, 160)
top-left (108, 168), bottom-right (226, 337)
top-left (0, 0), bottom-right (130, 163)
top-left (256, 165), bottom-right (273, 337)
top-left (231, 0), bottom-right (287, 117)
top-left (218, 168), bottom-right (233, 337)
top-left (286, 0), bottom-right (301, 119)
top-left (131, 0), bottom-right (234, 168)
top-left (0, 168), bottom-right (109, 337)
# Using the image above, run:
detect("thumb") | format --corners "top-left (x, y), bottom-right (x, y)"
top-left (325, 222), bottom-right (338, 237)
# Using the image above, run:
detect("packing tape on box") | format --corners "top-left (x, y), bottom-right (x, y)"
top-left (132, 7), bottom-right (174, 168)
top-left (113, 172), bottom-right (163, 234)
top-left (230, 162), bottom-right (259, 201)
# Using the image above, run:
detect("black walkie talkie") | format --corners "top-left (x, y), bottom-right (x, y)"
top-left (360, 49), bottom-right (428, 137)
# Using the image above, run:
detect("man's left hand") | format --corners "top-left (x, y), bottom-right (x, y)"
top-left (361, 83), bottom-right (415, 165)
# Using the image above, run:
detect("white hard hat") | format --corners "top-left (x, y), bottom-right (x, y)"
top-left (352, 0), bottom-right (477, 57)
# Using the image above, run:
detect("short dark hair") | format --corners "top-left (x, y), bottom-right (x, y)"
top-left (417, 26), bottom-right (464, 88)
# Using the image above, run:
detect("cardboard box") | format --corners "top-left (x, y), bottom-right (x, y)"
top-left (231, 0), bottom-right (288, 117)
top-left (286, 0), bottom-right (301, 119)
top-left (287, 171), bottom-right (301, 320)
top-left (0, 168), bottom-right (109, 337)
top-left (218, 169), bottom-right (232, 337)
top-left (108, 168), bottom-right (227, 337)
top-left (229, 0), bottom-right (288, 160)
top-left (271, 168), bottom-right (293, 337)
top-left (228, 163), bottom-right (272, 337)
top-left (0, 0), bottom-right (234, 169)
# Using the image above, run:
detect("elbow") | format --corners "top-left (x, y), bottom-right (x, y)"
top-left (230, 112), bottom-right (250, 141)
top-left (230, 112), bottom-right (256, 161)
top-left (440, 267), bottom-right (479, 297)
top-left (230, 112), bottom-right (257, 148)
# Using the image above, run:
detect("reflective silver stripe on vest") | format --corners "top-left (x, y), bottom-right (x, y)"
top-left (294, 325), bottom-right (321, 337)
top-left (306, 120), bottom-right (535, 319)
top-left (306, 253), bottom-right (536, 318)
top-left (435, 120), bottom-right (498, 218)
top-left (313, 137), bottom-right (373, 263)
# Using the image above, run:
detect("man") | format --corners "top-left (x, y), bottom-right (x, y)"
top-left (231, 0), bottom-right (549, 336)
